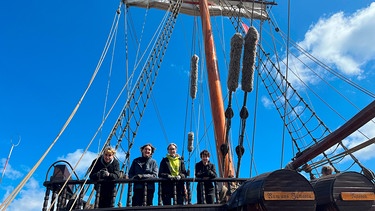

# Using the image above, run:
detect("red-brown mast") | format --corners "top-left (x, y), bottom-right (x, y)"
top-left (198, 0), bottom-right (235, 178)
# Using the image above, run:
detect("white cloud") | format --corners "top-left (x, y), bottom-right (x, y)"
top-left (5, 178), bottom-right (45, 211)
top-left (261, 96), bottom-right (273, 109)
top-left (1, 150), bottom-right (100, 211)
top-left (1, 150), bottom-right (103, 211)
top-left (57, 149), bottom-right (98, 178)
top-left (275, 3), bottom-right (375, 91)
top-left (1, 158), bottom-right (23, 181)
top-left (298, 3), bottom-right (375, 78)
top-left (344, 120), bottom-right (375, 161)
top-left (320, 118), bottom-right (375, 171)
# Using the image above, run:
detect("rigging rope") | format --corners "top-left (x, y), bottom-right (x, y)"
top-left (256, 27), bottom-right (374, 177)
top-left (40, 0), bottom-right (186, 208)
top-left (41, 0), bottom-right (184, 208)
top-left (248, 12), bottom-right (267, 177)
top-left (280, 0), bottom-right (291, 169)
top-left (0, 3), bottom-right (125, 208)
top-left (235, 26), bottom-right (258, 178)
top-left (105, 0), bottom-right (184, 179)
top-left (48, 5), bottom-right (128, 210)
top-left (224, 32), bottom-right (243, 177)
top-left (256, 11), bottom-right (375, 176)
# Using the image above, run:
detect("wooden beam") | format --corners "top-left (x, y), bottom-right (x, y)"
top-left (289, 100), bottom-right (375, 170)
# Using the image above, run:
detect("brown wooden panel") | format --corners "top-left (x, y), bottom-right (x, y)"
top-left (264, 191), bottom-right (315, 201)
top-left (341, 192), bottom-right (375, 201)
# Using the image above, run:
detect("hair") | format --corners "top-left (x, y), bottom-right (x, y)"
top-left (321, 165), bottom-right (333, 176)
top-left (200, 150), bottom-right (210, 158)
top-left (140, 143), bottom-right (156, 154)
top-left (103, 146), bottom-right (116, 155)
top-left (167, 143), bottom-right (177, 150)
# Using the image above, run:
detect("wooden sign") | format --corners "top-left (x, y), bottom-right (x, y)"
top-left (341, 192), bottom-right (375, 201)
top-left (264, 191), bottom-right (315, 200)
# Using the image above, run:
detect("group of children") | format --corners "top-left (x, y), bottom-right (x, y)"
top-left (88, 143), bottom-right (217, 208)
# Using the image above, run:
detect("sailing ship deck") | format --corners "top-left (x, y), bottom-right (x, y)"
top-left (44, 167), bottom-right (375, 211)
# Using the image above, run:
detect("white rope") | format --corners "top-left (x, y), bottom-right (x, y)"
top-left (48, 2), bottom-right (172, 209)
top-left (0, 3), bottom-right (126, 211)
top-left (46, 4), bottom-right (125, 209)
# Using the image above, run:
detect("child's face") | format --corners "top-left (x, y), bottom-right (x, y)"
top-left (168, 145), bottom-right (177, 156)
top-left (142, 145), bottom-right (152, 158)
top-left (201, 154), bottom-right (209, 164)
top-left (103, 152), bottom-right (114, 163)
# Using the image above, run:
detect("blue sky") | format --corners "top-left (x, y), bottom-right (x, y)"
top-left (1, 1), bottom-right (375, 210)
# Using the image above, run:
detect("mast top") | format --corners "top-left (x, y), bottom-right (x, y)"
top-left (125, 0), bottom-right (270, 20)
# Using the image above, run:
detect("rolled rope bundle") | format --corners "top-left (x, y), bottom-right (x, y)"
top-left (241, 26), bottom-right (258, 92)
top-left (227, 33), bottom-right (244, 92)
top-left (188, 132), bottom-right (194, 152)
top-left (190, 54), bottom-right (199, 99)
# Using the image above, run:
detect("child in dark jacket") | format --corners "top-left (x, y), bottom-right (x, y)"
top-left (195, 150), bottom-right (217, 204)
top-left (89, 146), bottom-right (121, 208)
top-left (128, 143), bottom-right (158, 206)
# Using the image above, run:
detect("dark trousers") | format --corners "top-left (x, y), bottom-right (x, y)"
top-left (162, 194), bottom-right (184, 205)
top-left (197, 182), bottom-right (215, 204)
top-left (132, 188), bottom-right (154, 206)
top-left (161, 181), bottom-right (185, 205)
top-left (98, 184), bottom-right (116, 208)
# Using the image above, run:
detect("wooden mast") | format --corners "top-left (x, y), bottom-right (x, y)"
top-left (198, 0), bottom-right (235, 178)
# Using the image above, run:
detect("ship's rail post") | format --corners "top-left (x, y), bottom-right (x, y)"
top-left (127, 182), bottom-right (132, 206)
top-left (142, 181), bottom-right (148, 206)
top-left (214, 181), bottom-right (220, 204)
top-left (51, 189), bottom-right (57, 210)
top-left (111, 182), bottom-right (117, 207)
top-left (172, 182), bottom-right (177, 205)
top-left (199, 181), bottom-right (207, 203)
top-left (78, 184), bottom-right (85, 209)
top-left (94, 183), bottom-right (101, 208)
top-left (42, 186), bottom-right (51, 211)
top-left (158, 181), bottom-right (162, 205)
top-left (59, 187), bottom-right (67, 209)
top-left (186, 181), bottom-right (192, 204)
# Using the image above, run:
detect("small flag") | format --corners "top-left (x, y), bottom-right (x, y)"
top-left (242, 22), bottom-right (249, 33)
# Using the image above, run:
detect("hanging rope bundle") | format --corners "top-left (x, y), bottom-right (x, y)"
top-left (187, 132), bottom-right (194, 152)
top-left (221, 33), bottom-right (244, 174)
top-left (234, 26), bottom-right (258, 177)
top-left (186, 54), bottom-right (198, 204)
top-left (241, 26), bottom-right (258, 92)
top-left (235, 103), bottom-right (249, 178)
top-left (190, 54), bottom-right (199, 99)
top-left (187, 54), bottom-right (197, 156)
top-left (227, 33), bottom-right (243, 92)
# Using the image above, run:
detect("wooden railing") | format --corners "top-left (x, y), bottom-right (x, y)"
top-left (42, 177), bottom-right (247, 210)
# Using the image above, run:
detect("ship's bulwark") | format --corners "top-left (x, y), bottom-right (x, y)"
top-left (44, 167), bottom-right (375, 211)
top-left (77, 204), bottom-right (227, 211)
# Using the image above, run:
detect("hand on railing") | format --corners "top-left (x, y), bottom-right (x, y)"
top-left (167, 175), bottom-right (181, 180)
top-left (133, 174), bottom-right (144, 180)
top-left (100, 169), bottom-right (110, 178)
